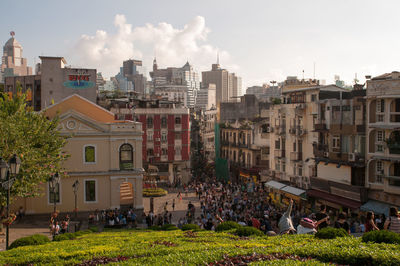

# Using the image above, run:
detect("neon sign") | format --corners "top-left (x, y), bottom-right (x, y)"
top-left (63, 75), bottom-right (95, 89)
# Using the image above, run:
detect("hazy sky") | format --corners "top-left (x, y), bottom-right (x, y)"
top-left (1, 0), bottom-right (400, 90)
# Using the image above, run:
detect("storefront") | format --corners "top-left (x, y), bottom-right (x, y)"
top-left (307, 189), bottom-right (361, 213)
top-left (360, 200), bottom-right (393, 216)
top-left (265, 181), bottom-right (306, 207)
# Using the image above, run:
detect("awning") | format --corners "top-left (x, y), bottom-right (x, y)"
top-left (307, 189), bottom-right (361, 210)
top-left (371, 156), bottom-right (400, 163)
top-left (360, 200), bottom-right (392, 216)
top-left (282, 186), bottom-right (306, 197)
top-left (265, 180), bottom-right (286, 190)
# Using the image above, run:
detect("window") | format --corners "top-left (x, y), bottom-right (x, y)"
top-left (175, 148), bottom-right (181, 155)
top-left (376, 131), bottom-right (385, 153)
top-left (376, 161), bottom-right (384, 183)
top-left (120, 143), bottom-right (133, 170)
top-left (341, 136), bottom-right (349, 153)
top-left (147, 149), bottom-right (154, 156)
top-left (311, 94), bottom-right (317, 102)
top-left (147, 117), bottom-right (153, 128)
top-left (298, 166), bottom-right (303, 176)
top-left (147, 132), bottom-right (153, 141)
top-left (282, 161), bottom-right (286, 172)
top-left (49, 183), bottom-right (60, 204)
top-left (332, 136), bottom-right (340, 149)
top-left (84, 145), bottom-right (96, 163)
top-left (161, 148), bottom-right (168, 155)
top-left (175, 133), bottom-right (181, 140)
top-left (85, 180), bottom-right (96, 202)
top-left (161, 117), bottom-right (167, 128)
top-left (175, 117), bottom-right (181, 125)
top-left (161, 131), bottom-right (167, 142)
top-left (376, 100), bottom-right (385, 122)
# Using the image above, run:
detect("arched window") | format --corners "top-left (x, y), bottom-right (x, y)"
top-left (120, 143), bottom-right (134, 170)
top-left (84, 145), bottom-right (96, 164)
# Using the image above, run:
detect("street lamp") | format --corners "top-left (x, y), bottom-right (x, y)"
top-left (72, 180), bottom-right (79, 231)
top-left (49, 173), bottom-right (60, 214)
top-left (0, 154), bottom-right (21, 250)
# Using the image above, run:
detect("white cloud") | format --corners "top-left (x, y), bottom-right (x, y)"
top-left (70, 15), bottom-right (238, 78)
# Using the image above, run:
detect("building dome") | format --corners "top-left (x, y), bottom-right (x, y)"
top-left (4, 37), bottom-right (22, 49)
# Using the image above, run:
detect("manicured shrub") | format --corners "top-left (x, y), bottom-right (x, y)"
top-left (142, 188), bottom-right (168, 197)
top-left (315, 227), bottom-right (348, 239)
top-left (234, 226), bottom-right (264, 237)
top-left (181, 224), bottom-right (200, 231)
top-left (63, 233), bottom-right (76, 240)
top-left (148, 225), bottom-right (161, 231)
top-left (216, 221), bottom-right (242, 232)
top-left (73, 231), bottom-right (85, 237)
top-left (362, 230), bottom-right (400, 244)
top-left (89, 226), bottom-right (99, 232)
top-left (53, 234), bottom-right (70, 241)
top-left (9, 234), bottom-right (50, 249)
top-left (161, 224), bottom-right (179, 231)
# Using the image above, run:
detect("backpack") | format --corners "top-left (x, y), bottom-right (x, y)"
top-left (300, 218), bottom-right (317, 229)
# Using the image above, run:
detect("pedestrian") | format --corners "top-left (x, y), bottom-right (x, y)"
top-left (365, 211), bottom-right (379, 232)
top-left (315, 205), bottom-right (329, 230)
top-left (384, 207), bottom-right (400, 233)
top-left (334, 212), bottom-right (350, 234)
top-left (172, 199), bottom-right (175, 211)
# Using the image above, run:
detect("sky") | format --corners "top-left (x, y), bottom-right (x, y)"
top-left (1, 0), bottom-right (400, 91)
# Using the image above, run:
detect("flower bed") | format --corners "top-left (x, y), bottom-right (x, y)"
top-left (0, 230), bottom-right (399, 265)
top-left (142, 188), bottom-right (168, 197)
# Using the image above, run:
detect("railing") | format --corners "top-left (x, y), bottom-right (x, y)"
top-left (314, 123), bottom-right (327, 131)
top-left (290, 152), bottom-right (303, 161)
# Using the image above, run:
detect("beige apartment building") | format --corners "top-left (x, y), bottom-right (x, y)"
top-left (12, 94), bottom-right (143, 214)
top-left (365, 72), bottom-right (400, 211)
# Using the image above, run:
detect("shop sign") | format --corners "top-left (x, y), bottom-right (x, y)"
top-left (63, 75), bottom-right (95, 89)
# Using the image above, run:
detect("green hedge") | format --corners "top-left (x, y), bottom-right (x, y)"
top-left (362, 230), bottom-right (400, 244)
top-left (181, 224), bottom-right (201, 231)
top-left (234, 226), bottom-right (264, 237)
top-left (9, 234), bottom-right (50, 249)
top-left (216, 221), bottom-right (242, 232)
top-left (315, 227), bottom-right (348, 239)
top-left (142, 188), bottom-right (168, 197)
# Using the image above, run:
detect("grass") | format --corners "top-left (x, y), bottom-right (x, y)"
top-left (1, 229), bottom-right (400, 265)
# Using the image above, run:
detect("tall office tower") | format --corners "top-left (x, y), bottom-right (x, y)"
top-left (150, 59), bottom-right (200, 108)
top-left (115, 59), bottom-right (146, 93)
top-left (202, 61), bottom-right (241, 105)
top-left (1, 31), bottom-right (32, 81)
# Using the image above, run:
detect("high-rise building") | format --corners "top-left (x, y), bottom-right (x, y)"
top-left (195, 84), bottom-right (216, 111)
top-left (115, 59), bottom-right (146, 94)
top-left (150, 59), bottom-right (200, 108)
top-left (1, 32), bottom-right (32, 81)
top-left (202, 62), bottom-right (242, 105)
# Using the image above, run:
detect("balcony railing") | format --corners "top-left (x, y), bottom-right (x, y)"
top-left (290, 151), bottom-right (303, 161)
top-left (387, 143), bottom-right (400, 154)
top-left (274, 149), bottom-right (286, 158)
top-left (314, 123), bottom-right (327, 131)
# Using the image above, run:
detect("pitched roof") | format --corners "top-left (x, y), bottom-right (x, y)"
top-left (44, 94), bottom-right (117, 123)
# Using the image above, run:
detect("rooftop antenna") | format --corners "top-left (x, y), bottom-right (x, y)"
top-left (354, 73), bottom-right (359, 84)
top-left (313, 62), bottom-right (315, 79)
top-left (302, 70), bottom-right (305, 80)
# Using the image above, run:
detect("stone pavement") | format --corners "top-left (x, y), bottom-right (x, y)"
top-left (143, 191), bottom-right (202, 224)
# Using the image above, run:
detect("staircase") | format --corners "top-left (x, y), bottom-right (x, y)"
top-left (120, 182), bottom-right (133, 210)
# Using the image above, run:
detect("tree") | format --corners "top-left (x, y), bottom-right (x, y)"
top-left (0, 91), bottom-right (68, 206)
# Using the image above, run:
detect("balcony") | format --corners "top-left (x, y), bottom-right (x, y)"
top-left (296, 126), bottom-right (307, 136)
top-left (313, 143), bottom-right (328, 158)
top-left (289, 127), bottom-right (296, 135)
top-left (290, 152), bottom-right (303, 161)
top-left (274, 149), bottom-right (286, 158)
top-left (314, 123), bottom-right (327, 132)
top-left (277, 126), bottom-right (286, 135)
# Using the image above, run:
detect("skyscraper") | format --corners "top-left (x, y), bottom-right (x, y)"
top-left (202, 61), bottom-right (241, 105)
top-left (115, 59), bottom-right (147, 93)
top-left (150, 59), bottom-right (200, 107)
top-left (1, 31), bottom-right (32, 81)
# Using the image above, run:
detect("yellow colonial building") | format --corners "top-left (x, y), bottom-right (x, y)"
top-left (12, 94), bottom-right (144, 214)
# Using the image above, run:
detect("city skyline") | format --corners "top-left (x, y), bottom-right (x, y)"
top-left (2, 0), bottom-right (400, 89)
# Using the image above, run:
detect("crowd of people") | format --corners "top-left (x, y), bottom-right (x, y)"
top-left (151, 178), bottom-right (400, 236)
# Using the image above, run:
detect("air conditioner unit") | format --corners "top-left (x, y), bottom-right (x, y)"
top-left (348, 153), bottom-right (355, 162)
top-left (266, 127), bottom-right (271, 133)
top-left (324, 152), bottom-right (329, 157)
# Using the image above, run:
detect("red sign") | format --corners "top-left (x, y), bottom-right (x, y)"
top-left (68, 75), bottom-right (90, 81)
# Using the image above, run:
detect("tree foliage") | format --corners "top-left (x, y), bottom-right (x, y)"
top-left (0, 91), bottom-right (68, 205)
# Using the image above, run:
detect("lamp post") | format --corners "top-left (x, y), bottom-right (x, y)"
top-left (49, 173), bottom-right (60, 214)
top-left (0, 154), bottom-right (21, 250)
top-left (72, 180), bottom-right (79, 231)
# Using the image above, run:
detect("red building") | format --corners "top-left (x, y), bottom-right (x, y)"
top-left (111, 99), bottom-right (191, 184)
